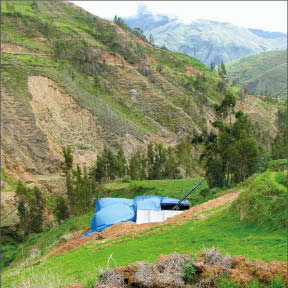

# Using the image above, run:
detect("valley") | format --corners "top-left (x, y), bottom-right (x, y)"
top-left (1, 1), bottom-right (287, 288)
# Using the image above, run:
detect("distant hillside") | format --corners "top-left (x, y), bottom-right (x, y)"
top-left (124, 13), bottom-right (287, 66)
top-left (225, 50), bottom-right (287, 99)
top-left (1, 1), bottom-right (278, 192)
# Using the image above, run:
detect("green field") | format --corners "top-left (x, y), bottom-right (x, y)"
top-left (2, 207), bottom-right (286, 287)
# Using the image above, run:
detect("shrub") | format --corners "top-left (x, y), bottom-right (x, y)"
top-left (54, 196), bottom-right (70, 224)
top-left (1, 244), bottom-right (20, 268)
top-left (275, 171), bottom-right (287, 187)
top-left (182, 259), bottom-right (197, 284)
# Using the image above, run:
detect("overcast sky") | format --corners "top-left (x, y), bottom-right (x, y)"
top-left (71, 1), bottom-right (287, 33)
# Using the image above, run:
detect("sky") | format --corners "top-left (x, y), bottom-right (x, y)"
top-left (71, 1), bottom-right (287, 33)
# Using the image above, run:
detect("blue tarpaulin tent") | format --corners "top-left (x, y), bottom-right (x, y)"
top-left (83, 196), bottom-right (189, 237)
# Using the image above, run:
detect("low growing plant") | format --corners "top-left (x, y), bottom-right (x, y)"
top-left (182, 259), bottom-right (197, 284)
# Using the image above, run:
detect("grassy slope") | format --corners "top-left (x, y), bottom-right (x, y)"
top-left (2, 208), bottom-right (286, 287)
top-left (1, 1), bottom-right (219, 137)
top-left (225, 49), bottom-right (287, 99)
top-left (2, 172), bottom-right (286, 287)
top-left (2, 1), bottom-right (277, 143)
top-left (2, 178), bottom-right (208, 268)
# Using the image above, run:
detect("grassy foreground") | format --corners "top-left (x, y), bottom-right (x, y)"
top-left (2, 207), bottom-right (286, 287)
top-left (2, 171), bottom-right (286, 287)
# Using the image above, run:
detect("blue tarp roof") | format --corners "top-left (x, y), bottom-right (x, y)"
top-left (83, 196), bottom-right (189, 237)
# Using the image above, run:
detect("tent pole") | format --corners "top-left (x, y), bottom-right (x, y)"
top-left (172, 178), bottom-right (207, 210)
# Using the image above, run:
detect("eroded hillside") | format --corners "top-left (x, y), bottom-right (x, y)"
top-left (1, 1), bottom-right (278, 192)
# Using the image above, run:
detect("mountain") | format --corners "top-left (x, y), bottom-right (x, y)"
top-left (1, 1), bottom-right (278, 192)
top-left (225, 49), bottom-right (287, 100)
top-left (124, 13), bottom-right (287, 66)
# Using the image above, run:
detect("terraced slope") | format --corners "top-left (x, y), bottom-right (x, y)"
top-left (1, 1), bottom-right (278, 191)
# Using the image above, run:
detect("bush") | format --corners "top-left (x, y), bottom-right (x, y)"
top-left (275, 171), bottom-right (287, 187)
top-left (54, 196), bottom-right (70, 224)
top-left (182, 259), bottom-right (197, 284)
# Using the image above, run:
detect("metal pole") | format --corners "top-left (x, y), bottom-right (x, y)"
top-left (172, 177), bottom-right (207, 210)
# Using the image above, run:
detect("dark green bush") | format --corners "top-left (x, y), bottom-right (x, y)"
top-left (1, 244), bottom-right (20, 268)
top-left (183, 259), bottom-right (197, 284)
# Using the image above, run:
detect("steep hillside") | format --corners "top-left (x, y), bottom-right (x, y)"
top-left (1, 1), bottom-right (278, 192)
top-left (124, 13), bottom-right (287, 66)
top-left (225, 49), bottom-right (287, 100)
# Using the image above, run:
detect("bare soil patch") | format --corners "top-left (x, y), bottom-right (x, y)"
top-left (1, 43), bottom-right (30, 53)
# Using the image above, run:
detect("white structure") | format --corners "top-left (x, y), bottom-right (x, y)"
top-left (136, 209), bottom-right (183, 224)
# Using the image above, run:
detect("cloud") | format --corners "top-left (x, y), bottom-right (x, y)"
top-left (71, 1), bottom-right (287, 33)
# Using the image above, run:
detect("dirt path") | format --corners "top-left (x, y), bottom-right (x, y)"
top-left (50, 191), bottom-right (240, 256)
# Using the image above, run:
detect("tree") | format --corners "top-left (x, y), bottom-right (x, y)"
top-left (147, 143), bottom-right (154, 179)
top-left (231, 137), bottom-right (259, 182)
top-left (115, 146), bottom-right (126, 178)
top-left (176, 140), bottom-right (194, 177)
top-left (129, 150), bottom-right (146, 180)
top-left (214, 92), bottom-right (236, 125)
top-left (222, 92), bottom-right (236, 127)
top-left (29, 187), bottom-right (45, 233)
top-left (164, 147), bottom-right (181, 179)
top-left (149, 34), bottom-right (154, 46)
top-left (68, 165), bottom-right (96, 215)
top-left (205, 158), bottom-right (225, 188)
top-left (62, 146), bottom-right (73, 172)
top-left (15, 182), bottom-right (30, 239)
top-left (15, 183), bottom-right (46, 238)
top-left (202, 99), bottom-right (260, 187)
top-left (94, 74), bottom-right (100, 89)
top-left (54, 196), bottom-right (70, 224)
top-left (271, 133), bottom-right (286, 160)
top-left (210, 61), bottom-right (215, 72)
top-left (218, 61), bottom-right (227, 80)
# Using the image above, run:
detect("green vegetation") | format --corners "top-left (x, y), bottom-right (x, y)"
top-left (183, 259), bottom-right (197, 284)
top-left (1, 0), bottom-right (276, 152)
top-left (226, 50), bottom-right (287, 100)
top-left (202, 94), bottom-right (262, 188)
top-left (271, 109), bottom-right (287, 160)
top-left (54, 196), bottom-right (70, 225)
top-left (2, 205), bottom-right (286, 287)
top-left (1, 169), bottom-right (18, 192)
top-left (1, 2), bottom-right (285, 287)
top-left (231, 171), bottom-right (286, 230)
top-left (102, 177), bottom-right (210, 206)
top-left (268, 159), bottom-right (287, 172)
top-left (15, 182), bottom-right (46, 239)
top-left (2, 170), bottom-right (287, 286)
top-left (216, 277), bottom-right (286, 288)
top-left (2, 211), bottom-right (93, 272)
